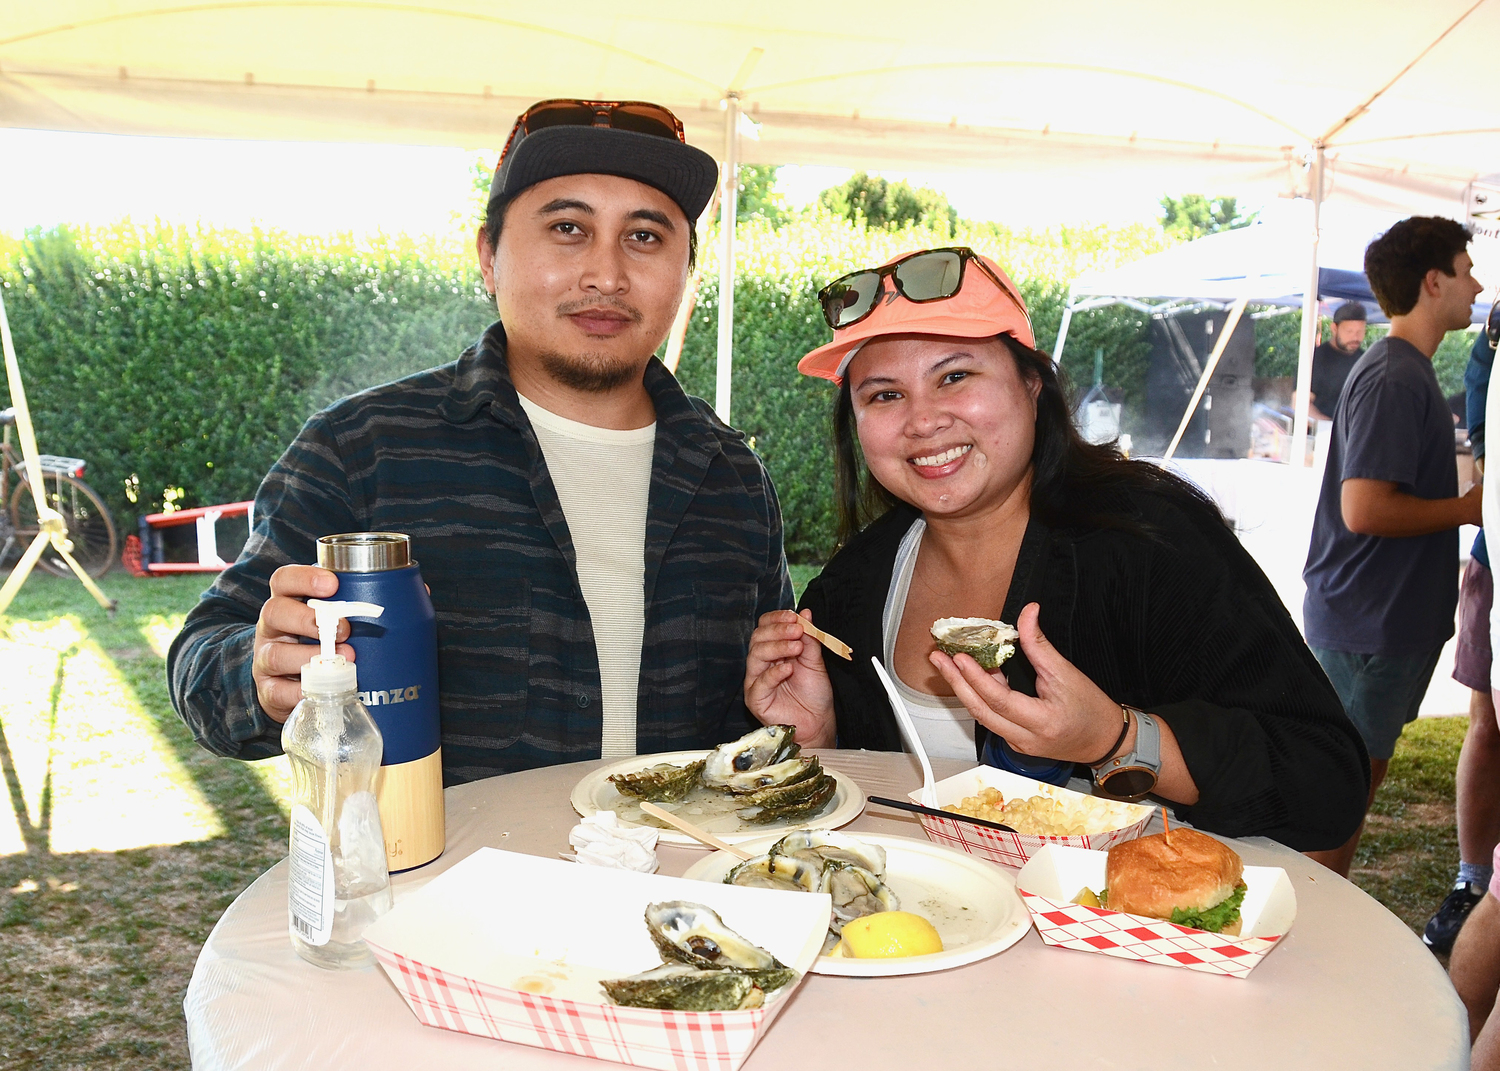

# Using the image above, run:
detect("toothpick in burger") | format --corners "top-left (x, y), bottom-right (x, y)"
top-left (1104, 828), bottom-right (1247, 935)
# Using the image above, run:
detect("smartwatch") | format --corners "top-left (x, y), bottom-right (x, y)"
top-left (1092, 707), bottom-right (1161, 801)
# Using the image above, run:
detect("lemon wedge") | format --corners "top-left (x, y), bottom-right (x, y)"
top-left (836, 911), bottom-right (943, 958)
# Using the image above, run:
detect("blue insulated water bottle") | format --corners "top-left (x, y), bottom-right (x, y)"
top-left (980, 733), bottom-right (1074, 787)
top-left (317, 533), bottom-right (444, 871)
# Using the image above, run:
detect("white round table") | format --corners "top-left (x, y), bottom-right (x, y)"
top-left (184, 750), bottom-right (1468, 1070)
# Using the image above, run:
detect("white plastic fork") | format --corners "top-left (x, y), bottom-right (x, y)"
top-left (870, 656), bottom-right (939, 808)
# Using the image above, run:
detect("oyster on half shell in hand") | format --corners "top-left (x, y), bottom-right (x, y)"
top-left (929, 617), bottom-right (1019, 670)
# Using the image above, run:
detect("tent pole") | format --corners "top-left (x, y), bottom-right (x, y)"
top-left (1290, 144), bottom-right (1325, 469)
top-left (715, 94), bottom-right (741, 423)
top-left (1052, 294), bottom-right (1075, 364)
top-left (1164, 296), bottom-right (1249, 460)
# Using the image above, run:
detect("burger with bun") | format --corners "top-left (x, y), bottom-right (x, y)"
top-left (1104, 829), bottom-right (1246, 935)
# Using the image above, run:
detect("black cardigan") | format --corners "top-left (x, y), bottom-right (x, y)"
top-left (800, 495), bottom-right (1370, 852)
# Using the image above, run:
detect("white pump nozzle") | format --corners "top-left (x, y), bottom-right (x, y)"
top-left (302, 598), bottom-right (384, 694)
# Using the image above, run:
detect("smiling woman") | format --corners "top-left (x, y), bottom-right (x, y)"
top-left (742, 246), bottom-right (1373, 853)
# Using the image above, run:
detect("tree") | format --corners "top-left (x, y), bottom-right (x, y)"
top-left (820, 171), bottom-right (959, 236)
top-left (737, 164), bottom-right (788, 225)
top-left (1159, 194), bottom-right (1256, 240)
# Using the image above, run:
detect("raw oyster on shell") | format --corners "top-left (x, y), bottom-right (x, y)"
top-left (644, 901), bottom-right (787, 975)
top-left (600, 963), bottom-right (770, 1011)
top-left (700, 725), bottom-right (800, 790)
top-left (929, 617), bottom-right (1019, 670)
top-left (735, 767), bottom-right (839, 824)
top-left (722, 831), bottom-right (899, 949)
top-left (714, 754), bottom-right (821, 796)
top-left (608, 759), bottom-right (707, 802)
top-left (725, 851), bottom-right (824, 893)
top-left (822, 861), bottom-right (899, 928)
top-left (769, 830), bottom-right (887, 876)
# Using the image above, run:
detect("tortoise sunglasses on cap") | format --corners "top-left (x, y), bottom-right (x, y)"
top-left (499, 99), bottom-right (686, 163)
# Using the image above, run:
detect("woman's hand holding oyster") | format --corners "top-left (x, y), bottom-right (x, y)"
top-left (928, 601), bottom-right (1130, 766)
top-left (744, 608), bottom-right (837, 748)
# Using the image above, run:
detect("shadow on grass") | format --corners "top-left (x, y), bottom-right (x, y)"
top-left (0, 573), bottom-right (289, 1071)
top-left (0, 643), bottom-right (72, 857)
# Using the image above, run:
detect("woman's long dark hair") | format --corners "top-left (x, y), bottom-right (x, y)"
top-left (832, 335), bottom-right (1229, 550)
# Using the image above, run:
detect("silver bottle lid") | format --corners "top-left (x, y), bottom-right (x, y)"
top-left (316, 532), bottom-right (411, 573)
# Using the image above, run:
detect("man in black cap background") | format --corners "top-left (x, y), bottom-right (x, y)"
top-left (1306, 300), bottom-right (1369, 421)
top-left (168, 99), bottom-right (795, 780)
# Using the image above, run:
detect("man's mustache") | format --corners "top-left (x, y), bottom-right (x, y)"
top-left (556, 297), bottom-right (643, 324)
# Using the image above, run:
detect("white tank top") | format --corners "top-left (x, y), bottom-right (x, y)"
top-left (880, 518), bottom-right (977, 762)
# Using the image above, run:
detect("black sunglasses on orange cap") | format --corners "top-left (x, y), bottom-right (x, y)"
top-left (817, 247), bottom-right (1023, 331)
top-left (486, 97), bottom-right (716, 221)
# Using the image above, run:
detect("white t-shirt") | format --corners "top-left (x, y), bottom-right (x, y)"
top-left (881, 518), bottom-right (977, 761)
top-left (518, 394), bottom-right (655, 759)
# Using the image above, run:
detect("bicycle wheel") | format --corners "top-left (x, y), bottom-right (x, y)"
top-left (9, 472), bottom-right (119, 578)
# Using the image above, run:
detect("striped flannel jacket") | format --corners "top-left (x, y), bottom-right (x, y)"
top-left (167, 322), bottom-right (794, 783)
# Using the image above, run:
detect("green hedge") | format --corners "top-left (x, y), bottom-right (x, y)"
top-left (1, 223), bottom-right (495, 527)
top-left (1, 213), bottom-right (1172, 564)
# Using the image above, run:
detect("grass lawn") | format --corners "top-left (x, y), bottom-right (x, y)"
top-left (0, 573), bottom-right (289, 1071)
top-left (0, 569), bottom-right (1470, 1067)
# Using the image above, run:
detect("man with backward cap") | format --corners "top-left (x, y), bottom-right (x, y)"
top-left (168, 99), bottom-right (794, 781)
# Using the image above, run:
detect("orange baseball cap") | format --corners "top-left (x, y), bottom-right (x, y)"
top-left (797, 249), bottom-right (1035, 385)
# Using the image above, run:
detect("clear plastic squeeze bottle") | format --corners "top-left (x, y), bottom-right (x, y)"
top-left (282, 598), bottom-right (393, 969)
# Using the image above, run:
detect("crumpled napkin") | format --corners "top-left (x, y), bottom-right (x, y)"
top-left (568, 810), bottom-right (660, 873)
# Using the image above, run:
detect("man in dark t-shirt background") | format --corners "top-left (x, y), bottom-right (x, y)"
top-left (1307, 300), bottom-right (1368, 420)
top-left (1303, 216), bottom-right (1484, 877)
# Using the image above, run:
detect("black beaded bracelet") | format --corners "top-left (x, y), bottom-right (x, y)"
top-left (1087, 707), bottom-right (1132, 768)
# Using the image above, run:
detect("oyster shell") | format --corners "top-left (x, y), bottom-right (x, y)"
top-left (929, 617), bottom-right (1019, 670)
top-left (608, 759), bottom-right (706, 802)
top-left (700, 725), bottom-right (800, 790)
top-left (644, 901), bottom-right (787, 973)
top-left (713, 754), bottom-right (821, 796)
top-left (822, 861), bottom-right (900, 929)
top-left (724, 851), bottom-right (824, 893)
top-left (736, 770), bottom-right (838, 824)
top-left (769, 830), bottom-right (887, 876)
top-left (601, 962), bottom-right (763, 1011)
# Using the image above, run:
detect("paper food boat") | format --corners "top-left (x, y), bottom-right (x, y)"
top-left (1015, 844), bottom-right (1296, 979)
top-left (909, 765), bottom-right (1153, 869)
top-left (362, 848), bottom-right (831, 1071)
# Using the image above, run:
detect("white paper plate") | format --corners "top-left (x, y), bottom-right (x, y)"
top-left (571, 751), bottom-right (865, 846)
top-left (680, 833), bottom-right (1031, 977)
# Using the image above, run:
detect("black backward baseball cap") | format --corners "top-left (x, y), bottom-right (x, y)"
top-left (488, 124), bottom-right (719, 223)
top-left (1333, 301), bottom-right (1368, 323)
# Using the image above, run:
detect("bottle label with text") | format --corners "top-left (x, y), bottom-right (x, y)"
top-left (288, 804), bottom-right (334, 946)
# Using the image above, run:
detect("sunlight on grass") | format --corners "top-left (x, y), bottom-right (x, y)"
top-left (141, 613), bottom-right (187, 659)
top-left (247, 755), bottom-right (294, 816)
top-left (0, 615), bottom-right (224, 855)
top-left (138, 608), bottom-right (295, 816)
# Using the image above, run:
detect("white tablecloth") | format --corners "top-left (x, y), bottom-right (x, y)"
top-left (185, 750), bottom-right (1468, 1070)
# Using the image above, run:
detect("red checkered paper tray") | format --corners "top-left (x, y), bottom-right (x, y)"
top-left (910, 766), bottom-right (1154, 868)
top-left (361, 848), bottom-right (831, 1071)
top-left (1015, 844), bottom-right (1296, 979)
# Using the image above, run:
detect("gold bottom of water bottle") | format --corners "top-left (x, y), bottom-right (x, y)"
top-left (375, 748), bottom-right (445, 872)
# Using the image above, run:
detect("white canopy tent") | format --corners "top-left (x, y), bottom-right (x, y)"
top-left (1059, 202), bottom-right (1396, 358)
top-left (6, 0), bottom-right (1500, 434)
top-left (1058, 200), bottom-right (1497, 362)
